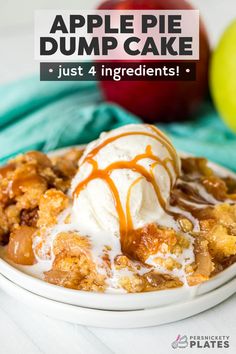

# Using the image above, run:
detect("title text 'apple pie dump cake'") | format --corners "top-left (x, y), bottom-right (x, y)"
top-left (0, 124), bottom-right (236, 293)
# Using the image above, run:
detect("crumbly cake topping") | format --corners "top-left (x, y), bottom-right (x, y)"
top-left (0, 146), bottom-right (236, 293)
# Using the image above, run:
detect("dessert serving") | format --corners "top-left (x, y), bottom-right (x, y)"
top-left (0, 124), bottom-right (236, 293)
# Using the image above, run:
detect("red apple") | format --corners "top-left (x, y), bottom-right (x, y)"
top-left (98, 0), bottom-right (210, 122)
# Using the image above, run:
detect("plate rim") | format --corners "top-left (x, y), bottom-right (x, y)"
top-left (0, 272), bottom-right (235, 328)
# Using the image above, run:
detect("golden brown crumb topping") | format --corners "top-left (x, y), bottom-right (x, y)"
top-left (123, 223), bottom-right (188, 263)
top-left (0, 149), bottom-right (82, 243)
top-left (0, 150), bottom-right (236, 293)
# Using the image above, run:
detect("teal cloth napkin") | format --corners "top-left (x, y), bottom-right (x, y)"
top-left (159, 103), bottom-right (236, 171)
top-left (0, 77), bottom-right (236, 171)
top-left (0, 78), bottom-right (140, 164)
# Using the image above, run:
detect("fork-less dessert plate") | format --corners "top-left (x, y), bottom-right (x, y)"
top-left (0, 273), bottom-right (235, 328)
top-left (0, 253), bottom-right (236, 311)
top-left (0, 147), bottom-right (236, 311)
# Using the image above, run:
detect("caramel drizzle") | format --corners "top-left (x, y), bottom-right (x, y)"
top-left (83, 129), bottom-right (179, 175)
top-left (74, 128), bottom-right (178, 243)
top-left (126, 177), bottom-right (144, 230)
top-left (148, 125), bottom-right (179, 171)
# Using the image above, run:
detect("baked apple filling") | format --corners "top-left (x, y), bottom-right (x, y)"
top-left (0, 124), bottom-right (236, 293)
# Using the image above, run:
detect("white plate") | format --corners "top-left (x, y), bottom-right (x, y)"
top-left (0, 255), bottom-right (236, 311)
top-left (0, 146), bottom-right (236, 311)
top-left (0, 273), bottom-right (235, 328)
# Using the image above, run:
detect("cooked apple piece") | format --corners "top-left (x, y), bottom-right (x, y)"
top-left (119, 272), bottom-right (183, 293)
top-left (201, 175), bottom-right (228, 201)
top-left (223, 176), bottom-right (236, 194)
top-left (143, 271), bottom-right (183, 291)
top-left (187, 236), bottom-right (214, 286)
top-left (123, 223), bottom-right (178, 262)
top-left (181, 157), bottom-right (212, 177)
top-left (7, 225), bottom-right (36, 265)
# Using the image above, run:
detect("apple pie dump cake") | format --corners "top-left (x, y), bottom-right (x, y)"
top-left (0, 124), bottom-right (236, 293)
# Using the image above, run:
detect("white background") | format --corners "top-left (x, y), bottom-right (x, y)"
top-left (0, 1), bottom-right (236, 353)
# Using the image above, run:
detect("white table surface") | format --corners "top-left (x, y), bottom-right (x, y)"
top-left (0, 288), bottom-right (235, 354)
top-left (0, 1), bottom-right (236, 352)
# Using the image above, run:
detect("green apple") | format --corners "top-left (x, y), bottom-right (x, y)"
top-left (210, 20), bottom-right (236, 131)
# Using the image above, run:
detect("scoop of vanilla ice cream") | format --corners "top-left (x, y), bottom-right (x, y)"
top-left (70, 124), bottom-right (181, 237)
